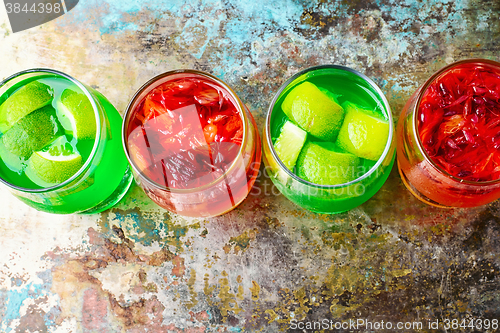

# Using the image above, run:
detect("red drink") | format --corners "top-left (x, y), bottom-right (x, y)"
top-left (419, 63), bottom-right (500, 181)
top-left (128, 78), bottom-right (244, 189)
top-left (397, 59), bottom-right (500, 208)
top-left (123, 71), bottom-right (261, 217)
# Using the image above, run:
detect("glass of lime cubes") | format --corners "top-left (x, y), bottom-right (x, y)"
top-left (0, 69), bottom-right (133, 214)
top-left (263, 65), bottom-right (396, 214)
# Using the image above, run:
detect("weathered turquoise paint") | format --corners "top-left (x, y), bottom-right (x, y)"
top-left (1, 282), bottom-right (55, 332)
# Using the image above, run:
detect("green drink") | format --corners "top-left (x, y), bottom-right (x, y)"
top-left (0, 69), bottom-right (132, 214)
top-left (263, 65), bottom-right (395, 214)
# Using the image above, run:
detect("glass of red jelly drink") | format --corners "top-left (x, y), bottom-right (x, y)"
top-left (397, 59), bottom-right (500, 208)
top-left (122, 70), bottom-right (261, 217)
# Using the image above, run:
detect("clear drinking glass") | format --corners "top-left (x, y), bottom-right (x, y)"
top-left (263, 65), bottom-right (396, 214)
top-left (397, 59), bottom-right (500, 208)
top-left (0, 69), bottom-right (133, 214)
top-left (122, 70), bottom-right (261, 218)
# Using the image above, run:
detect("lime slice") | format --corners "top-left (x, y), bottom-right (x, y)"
top-left (0, 136), bottom-right (24, 172)
top-left (56, 89), bottom-right (97, 140)
top-left (26, 136), bottom-right (83, 187)
top-left (281, 82), bottom-right (345, 141)
top-left (1, 105), bottom-right (61, 159)
top-left (296, 141), bottom-right (360, 185)
top-left (336, 102), bottom-right (389, 161)
top-left (274, 120), bottom-right (307, 171)
top-left (0, 81), bottom-right (54, 133)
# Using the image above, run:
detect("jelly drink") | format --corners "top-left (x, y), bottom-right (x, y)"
top-left (0, 71), bottom-right (132, 214)
top-left (124, 72), bottom-right (261, 217)
top-left (418, 63), bottom-right (500, 182)
top-left (0, 77), bottom-right (93, 188)
top-left (127, 78), bottom-right (243, 190)
top-left (272, 81), bottom-right (389, 185)
top-left (397, 59), bottom-right (500, 208)
top-left (263, 65), bottom-right (395, 214)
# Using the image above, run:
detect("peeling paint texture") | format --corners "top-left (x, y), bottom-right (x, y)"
top-left (1, 0), bottom-right (500, 332)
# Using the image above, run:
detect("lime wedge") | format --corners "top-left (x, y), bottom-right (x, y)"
top-left (0, 81), bottom-right (54, 133)
top-left (336, 102), bottom-right (389, 161)
top-left (26, 136), bottom-right (83, 187)
top-left (1, 105), bottom-right (61, 159)
top-left (296, 141), bottom-right (360, 185)
top-left (56, 89), bottom-right (97, 140)
top-left (0, 136), bottom-right (24, 172)
top-left (281, 82), bottom-right (345, 141)
top-left (274, 120), bottom-right (307, 171)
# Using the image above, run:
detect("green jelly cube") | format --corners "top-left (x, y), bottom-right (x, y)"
top-left (336, 102), bottom-right (389, 161)
top-left (296, 141), bottom-right (361, 185)
top-left (274, 120), bottom-right (307, 171)
top-left (281, 82), bottom-right (345, 141)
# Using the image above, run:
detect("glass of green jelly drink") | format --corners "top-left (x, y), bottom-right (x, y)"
top-left (263, 65), bottom-right (396, 214)
top-left (0, 69), bottom-right (133, 214)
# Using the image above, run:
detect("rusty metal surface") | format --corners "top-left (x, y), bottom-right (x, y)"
top-left (1, 0), bottom-right (500, 332)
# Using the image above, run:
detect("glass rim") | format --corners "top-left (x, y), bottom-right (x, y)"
top-left (122, 69), bottom-right (249, 193)
top-left (0, 68), bottom-right (102, 193)
top-left (265, 64), bottom-right (394, 189)
top-left (412, 58), bottom-right (500, 186)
